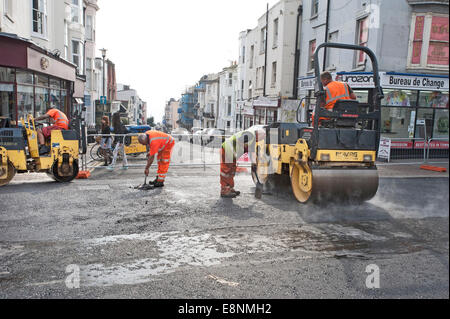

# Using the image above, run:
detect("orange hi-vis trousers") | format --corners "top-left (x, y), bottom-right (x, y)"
top-left (156, 140), bottom-right (175, 182)
top-left (220, 148), bottom-right (237, 194)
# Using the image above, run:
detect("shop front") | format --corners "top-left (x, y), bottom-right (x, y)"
top-left (252, 97), bottom-right (280, 127)
top-left (297, 71), bottom-right (449, 159)
top-left (0, 33), bottom-right (77, 127)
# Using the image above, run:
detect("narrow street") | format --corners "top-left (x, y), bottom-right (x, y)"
top-left (0, 148), bottom-right (448, 298)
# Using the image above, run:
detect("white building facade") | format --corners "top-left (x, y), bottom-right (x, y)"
top-left (237, 0), bottom-right (302, 128)
top-left (217, 63), bottom-right (238, 132)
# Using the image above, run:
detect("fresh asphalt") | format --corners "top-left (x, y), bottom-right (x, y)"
top-left (0, 144), bottom-right (448, 298)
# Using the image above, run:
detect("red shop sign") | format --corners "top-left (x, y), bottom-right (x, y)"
top-left (414, 141), bottom-right (449, 149)
top-left (391, 141), bottom-right (414, 149)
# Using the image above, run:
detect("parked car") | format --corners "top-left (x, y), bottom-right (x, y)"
top-left (171, 128), bottom-right (190, 142)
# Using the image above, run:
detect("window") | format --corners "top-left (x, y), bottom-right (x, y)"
top-left (311, 0), bottom-right (319, 17)
top-left (271, 62), bottom-right (277, 87)
top-left (3, 0), bottom-right (12, 18)
top-left (308, 39), bottom-right (316, 71)
top-left (273, 18), bottom-right (279, 48)
top-left (326, 31), bottom-right (339, 70)
top-left (260, 27), bottom-right (266, 54)
top-left (408, 13), bottom-right (449, 68)
top-left (227, 97), bottom-right (232, 116)
top-left (356, 17), bottom-right (369, 65)
top-left (241, 80), bottom-right (244, 100)
top-left (86, 15), bottom-right (93, 41)
top-left (72, 40), bottom-right (84, 74)
top-left (250, 45), bottom-right (254, 69)
top-left (419, 91), bottom-right (449, 108)
top-left (241, 46), bottom-right (245, 64)
top-left (32, 0), bottom-right (47, 37)
top-left (86, 58), bottom-right (92, 91)
top-left (434, 109), bottom-right (449, 138)
top-left (381, 107), bottom-right (416, 139)
top-left (382, 90), bottom-right (418, 107)
top-left (248, 81), bottom-right (253, 99)
top-left (228, 73), bottom-right (233, 86)
top-left (71, 0), bottom-right (80, 23)
top-left (256, 67), bottom-right (260, 89)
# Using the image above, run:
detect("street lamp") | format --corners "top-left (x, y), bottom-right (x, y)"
top-left (99, 48), bottom-right (107, 99)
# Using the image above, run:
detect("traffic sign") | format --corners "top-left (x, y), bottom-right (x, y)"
top-left (100, 96), bottom-right (107, 105)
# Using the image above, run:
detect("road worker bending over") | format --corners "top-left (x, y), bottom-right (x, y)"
top-left (312, 71), bottom-right (357, 125)
top-left (35, 107), bottom-right (69, 155)
top-left (138, 130), bottom-right (175, 188)
top-left (220, 130), bottom-right (255, 198)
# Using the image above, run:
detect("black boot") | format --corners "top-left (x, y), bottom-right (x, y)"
top-left (153, 181), bottom-right (165, 188)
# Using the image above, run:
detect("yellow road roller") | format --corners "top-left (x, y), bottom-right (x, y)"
top-left (252, 43), bottom-right (384, 203)
top-left (0, 115), bottom-right (79, 186)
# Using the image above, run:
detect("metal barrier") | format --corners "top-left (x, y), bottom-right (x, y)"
top-left (383, 137), bottom-right (449, 164)
top-left (388, 138), bottom-right (427, 161)
top-left (85, 133), bottom-right (234, 171)
top-left (425, 137), bottom-right (449, 162)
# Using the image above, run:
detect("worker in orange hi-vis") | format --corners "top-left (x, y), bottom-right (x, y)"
top-left (35, 107), bottom-right (69, 155)
top-left (138, 130), bottom-right (175, 188)
top-left (311, 71), bottom-right (357, 125)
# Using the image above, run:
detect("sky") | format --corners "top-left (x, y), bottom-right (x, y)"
top-left (96, 0), bottom-right (279, 123)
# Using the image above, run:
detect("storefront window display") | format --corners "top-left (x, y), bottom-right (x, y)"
top-left (381, 107), bottom-right (416, 139)
top-left (0, 84), bottom-right (15, 124)
top-left (35, 86), bottom-right (49, 117)
top-left (415, 108), bottom-right (434, 139)
top-left (36, 74), bottom-right (49, 87)
top-left (17, 85), bottom-right (34, 121)
top-left (433, 109), bottom-right (449, 139)
top-left (0, 67), bottom-right (15, 82)
top-left (419, 91), bottom-right (449, 108)
top-left (16, 70), bottom-right (34, 85)
top-left (382, 89), bottom-right (418, 107)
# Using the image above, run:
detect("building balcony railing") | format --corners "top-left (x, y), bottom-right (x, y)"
top-left (202, 112), bottom-right (215, 119)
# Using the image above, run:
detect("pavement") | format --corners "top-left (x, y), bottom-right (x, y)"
top-left (0, 143), bottom-right (448, 299)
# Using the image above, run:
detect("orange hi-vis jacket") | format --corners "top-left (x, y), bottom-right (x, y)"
top-left (145, 130), bottom-right (175, 157)
top-left (312, 81), bottom-right (352, 124)
top-left (324, 81), bottom-right (352, 110)
top-left (47, 108), bottom-right (69, 130)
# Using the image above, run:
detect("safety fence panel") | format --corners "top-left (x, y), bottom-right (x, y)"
top-left (85, 133), bottom-right (234, 169)
top-left (425, 138), bottom-right (449, 161)
top-left (389, 138), bottom-right (428, 161)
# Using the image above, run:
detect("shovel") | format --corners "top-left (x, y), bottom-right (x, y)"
top-left (134, 175), bottom-right (154, 190)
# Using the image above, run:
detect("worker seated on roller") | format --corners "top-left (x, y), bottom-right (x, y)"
top-left (138, 130), bottom-right (175, 188)
top-left (35, 107), bottom-right (69, 155)
top-left (311, 71), bottom-right (357, 126)
top-left (220, 130), bottom-right (255, 199)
